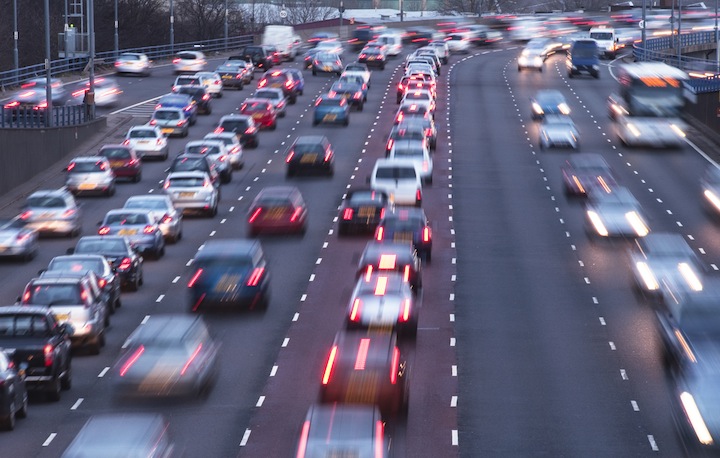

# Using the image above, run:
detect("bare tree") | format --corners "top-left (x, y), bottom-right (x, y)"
top-left (174, 0), bottom-right (226, 41)
top-left (285, 1), bottom-right (337, 24)
top-left (438, 0), bottom-right (491, 14)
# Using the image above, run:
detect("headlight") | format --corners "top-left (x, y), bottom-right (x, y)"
top-left (680, 392), bottom-right (714, 445)
top-left (678, 262), bottom-right (703, 292)
top-left (558, 103), bottom-right (570, 115)
top-left (635, 261), bottom-right (659, 290)
top-left (703, 189), bottom-right (720, 211)
top-left (627, 123), bottom-right (641, 137)
top-left (533, 57), bottom-right (542, 65)
top-left (670, 123), bottom-right (686, 138)
top-left (625, 211), bottom-right (649, 237)
top-left (592, 65), bottom-right (599, 70)
top-left (531, 102), bottom-right (543, 114)
top-left (587, 210), bottom-right (608, 236)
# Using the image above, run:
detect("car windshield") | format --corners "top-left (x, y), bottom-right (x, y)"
top-left (168, 177), bottom-right (206, 187)
top-left (128, 130), bottom-right (157, 139)
top-left (105, 213), bottom-right (150, 225)
top-left (590, 32), bottom-right (613, 40)
top-left (242, 102), bottom-right (269, 113)
top-left (153, 111), bottom-right (181, 121)
top-left (125, 199), bottom-right (167, 210)
top-left (76, 239), bottom-right (126, 254)
top-left (49, 259), bottom-right (104, 275)
top-left (0, 315), bottom-right (51, 337)
top-left (318, 99), bottom-right (342, 107)
top-left (349, 191), bottom-right (385, 205)
top-left (293, 143), bottom-right (324, 154)
top-left (101, 148), bottom-right (131, 159)
top-left (26, 284), bottom-right (81, 306)
top-left (186, 145), bottom-right (220, 156)
top-left (70, 161), bottom-right (105, 173)
top-left (27, 196), bottom-right (66, 208)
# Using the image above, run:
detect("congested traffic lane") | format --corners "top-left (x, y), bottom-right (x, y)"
top-left (0, 50), bottom-right (416, 456)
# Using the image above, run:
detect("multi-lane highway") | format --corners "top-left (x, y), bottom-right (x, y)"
top-left (0, 40), bottom-right (718, 457)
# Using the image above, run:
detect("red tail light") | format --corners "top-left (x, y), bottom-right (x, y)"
top-left (258, 78), bottom-right (267, 87)
top-left (290, 207), bottom-right (303, 223)
top-left (399, 299), bottom-right (411, 322)
top-left (98, 226), bottom-right (111, 235)
top-left (386, 139), bottom-right (394, 151)
top-left (245, 126), bottom-right (256, 134)
top-left (120, 345), bottom-right (145, 376)
top-left (375, 421), bottom-right (384, 458)
top-left (360, 53), bottom-right (367, 59)
top-left (202, 94), bottom-right (210, 101)
top-left (44, 344), bottom-right (54, 367)
top-left (149, 119), bottom-right (157, 125)
top-left (118, 257), bottom-right (132, 271)
top-left (379, 208), bottom-right (385, 219)
top-left (328, 90), bottom-right (337, 97)
top-left (349, 298), bottom-right (362, 321)
top-left (214, 127), bottom-right (224, 133)
top-left (22, 290), bottom-right (31, 303)
top-left (286, 151), bottom-right (295, 163)
top-left (188, 268), bottom-right (203, 287)
top-left (297, 421), bottom-right (311, 458)
top-left (249, 208), bottom-right (262, 223)
top-left (375, 226), bottom-right (384, 241)
top-left (98, 278), bottom-right (107, 289)
top-left (20, 210), bottom-right (32, 220)
top-left (246, 267), bottom-right (264, 286)
top-left (172, 58), bottom-right (180, 64)
top-left (353, 92), bottom-right (362, 99)
top-left (214, 80), bottom-right (221, 85)
top-left (403, 265), bottom-right (411, 282)
top-left (285, 80), bottom-right (292, 88)
top-left (4, 101), bottom-right (20, 109)
top-left (322, 345), bottom-right (338, 385)
top-left (177, 119), bottom-right (187, 127)
top-left (123, 139), bottom-right (131, 145)
top-left (324, 149), bottom-right (332, 162)
top-left (163, 180), bottom-right (170, 189)
top-left (181, 343), bottom-right (203, 375)
top-left (342, 208), bottom-right (353, 220)
top-left (143, 225), bottom-right (156, 234)
top-left (161, 214), bottom-right (173, 224)
top-left (354, 338), bottom-right (370, 370)
top-left (155, 104), bottom-right (162, 110)
top-left (390, 347), bottom-right (400, 384)
top-left (416, 189), bottom-right (422, 202)
top-left (396, 112), bottom-right (404, 122)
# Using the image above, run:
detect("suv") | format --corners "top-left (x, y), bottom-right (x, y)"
top-left (257, 70), bottom-right (299, 104)
top-left (173, 85), bottom-right (212, 115)
top-left (21, 271), bottom-right (109, 354)
top-left (184, 140), bottom-right (232, 183)
top-left (238, 46), bottom-right (275, 71)
top-left (215, 114), bottom-right (259, 148)
top-left (369, 158), bottom-right (423, 207)
top-left (567, 39), bottom-right (600, 79)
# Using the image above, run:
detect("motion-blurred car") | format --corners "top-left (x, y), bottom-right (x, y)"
top-left (295, 404), bottom-right (390, 458)
top-left (71, 77), bottom-right (122, 107)
top-left (302, 48), bottom-right (323, 70)
top-left (254, 87), bottom-right (288, 118)
top-left (166, 153), bottom-right (220, 189)
top-left (123, 195), bottom-right (183, 243)
top-left (149, 107), bottom-right (190, 138)
top-left (114, 52), bottom-right (152, 76)
top-left (394, 102), bottom-right (432, 125)
top-left (701, 166), bottom-right (720, 218)
top-left (20, 188), bottom-right (82, 238)
top-left (312, 53), bottom-right (344, 76)
top-left (338, 190), bottom-right (391, 236)
top-left (113, 315), bottom-right (219, 397)
top-left (446, 33), bottom-right (472, 53)
top-left (375, 207), bottom-right (432, 262)
top-left (329, 81), bottom-right (365, 110)
top-left (123, 125), bottom-right (169, 160)
top-left (312, 94), bottom-right (350, 126)
top-left (386, 122), bottom-right (432, 155)
top-left (3, 78), bottom-right (68, 124)
top-left (517, 46), bottom-right (546, 72)
top-left (358, 47), bottom-right (387, 69)
top-left (155, 93), bottom-right (198, 125)
top-left (184, 140), bottom-right (232, 183)
top-left (64, 156), bottom-right (116, 197)
top-left (284, 67), bottom-right (305, 96)
top-left (193, 71), bottom-right (223, 98)
top-left (387, 139), bottom-right (433, 184)
top-left (357, 241), bottom-right (422, 291)
top-left (614, 116), bottom-right (687, 149)
top-left (585, 186), bottom-right (650, 239)
top-left (315, 39), bottom-right (345, 55)
top-left (173, 50), bottom-right (206, 74)
top-left (173, 85), bottom-right (212, 115)
top-left (61, 414), bottom-right (174, 457)
top-left (215, 63), bottom-right (249, 89)
top-left (240, 98), bottom-right (278, 130)
top-left (531, 89), bottom-right (571, 120)
top-left (98, 209), bottom-right (165, 259)
top-left (99, 144), bottom-right (142, 182)
top-left (163, 171), bottom-right (219, 217)
top-left (172, 74), bottom-right (200, 91)
top-left (369, 158), bottom-right (423, 207)
top-left (46, 254), bottom-right (122, 313)
top-left (401, 88), bottom-right (435, 110)
top-left (320, 331), bottom-right (408, 417)
top-left (345, 272), bottom-right (418, 338)
top-left (257, 69), bottom-right (300, 104)
top-left (428, 40), bottom-right (450, 64)
top-left (204, 132), bottom-right (244, 170)
top-left (561, 153), bottom-right (617, 197)
top-left (188, 239), bottom-right (269, 311)
top-left (342, 62), bottom-right (372, 87)
top-left (0, 217), bottom-right (38, 261)
top-left (539, 114), bottom-right (580, 150)
top-left (0, 349), bottom-right (27, 430)
top-left (397, 74), bottom-right (436, 104)
top-left (247, 186), bottom-right (308, 236)
top-left (285, 135), bottom-right (334, 177)
top-left (70, 236), bottom-right (144, 291)
top-left (215, 114), bottom-right (259, 148)
top-left (399, 116), bottom-right (437, 150)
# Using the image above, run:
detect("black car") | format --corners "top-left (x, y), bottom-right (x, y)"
top-left (329, 81), bottom-right (365, 110)
top-left (215, 114), bottom-right (259, 148)
top-left (46, 254), bottom-right (122, 314)
top-left (155, 93), bottom-right (198, 125)
top-left (404, 26), bottom-right (435, 45)
top-left (358, 47), bottom-right (387, 70)
top-left (215, 63), bottom-right (248, 89)
top-left (386, 123), bottom-right (432, 155)
top-left (69, 236), bottom-right (144, 291)
top-left (257, 69), bottom-right (299, 104)
top-left (238, 46), bottom-right (275, 71)
top-left (0, 349), bottom-right (27, 430)
top-left (338, 189), bottom-right (391, 236)
top-left (375, 207), bottom-right (432, 263)
top-left (173, 85), bottom-right (212, 115)
top-left (285, 135), bottom-right (334, 177)
top-left (398, 117), bottom-right (437, 150)
top-left (188, 239), bottom-right (269, 311)
top-left (357, 241), bottom-right (422, 291)
top-left (302, 48), bottom-right (322, 70)
top-left (560, 153), bottom-right (617, 197)
top-left (165, 153), bottom-right (220, 188)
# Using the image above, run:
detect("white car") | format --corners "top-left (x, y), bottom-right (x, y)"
top-left (315, 40), bottom-right (344, 55)
top-left (123, 125), bottom-right (169, 160)
top-left (254, 87), bottom-right (288, 118)
top-left (114, 52), bottom-right (152, 76)
top-left (370, 158), bottom-right (423, 207)
top-left (615, 116), bottom-right (687, 149)
top-left (428, 40), bottom-right (450, 64)
top-left (183, 139), bottom-right (233, 183)
top-left (342, 63), bottom-right (372, 87)
top-left (193, 72), bottom-right (223, 98)
top-left (446, 33), bottom-right (472, 54)
top-left (539, 115), bottom-right (579, 150)
top-left (123, 195), bottom-right (183, 243)
top-left (204, 132), bottom-right (244, 170)
top-left (387, 139), bottom-right (433, 185)
top-left (401, 89), bottom-right (436, 115)
top-left (173, 50), bottom-right (206, 74)
top-left (163, 171), bottom-right (219, 217)
top-left (518, 47), bottom-right (545, 72)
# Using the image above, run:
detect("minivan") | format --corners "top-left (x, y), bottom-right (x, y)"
top-left (369, 158), bottom-right (423, 207)
top-left (567, 39), bottom-right (600, 79)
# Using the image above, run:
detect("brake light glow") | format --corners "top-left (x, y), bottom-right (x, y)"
top-left (98, 226), bottom-right (111, 235)
top-left (120, 345), bottom-right (145, 376)
top-left (118, 257), bottom-right (132, 271)
top-left (245, 126), bottom-right (257, 134)
top-left (422, 226), bottom-right (431, 242)
top-left (258, 79), bottom-right (267, 87)
top-left (343, 208), bottom-right (353, 220)
top-left (181, 343), bottom-right (203, 376)
top-left (44, 344), bottom-right (53, 367)
top-left (290, 207), bottom-right (303, 222)
top-left (143, 225), bottom-right (156, 234)
top-left (400, 299), bottom-right (411, 322)
top-left (390, 347), bottom-right (400, 384)
top-left (374, 276), bottom-right (388, 295)
top-left (386, 139), bottom-right (394, 151)
top-left (375, 226), bottom-right (384, 241)
top-left (403, 265), bottom-right (411, 282)
top-left (354, 338), bottom-right (370, 370)
top-left (98, 278), bottom-right (107, 289)
top-left (322, 345), bottom-right (338, 384)
top-left (149, 119), bottom-right (157, 125)
top-left (22, 290), bottom-right (31, 303)
top-left (416, 189), bottom-right (422, 202)
top-left (324, 149), bottom-right (332, 162)
top-left (172, 58), bottom-right (180, 64)
top-left (379, 254), bottom-right (396, 269)
top-left (20, 210), bottom-right (32, 220)
top-left (296, 421), bottom-right (311, 458)
top-left (249, 208), bottom-right (262, 223)
top-left (246, 267), bottom-right (264, 286)
top-left (161, 214), bottom-right (173, 224)
top-left (375, 421), bottom-right (385, 458)
top-left (4, 101), bottom-right (20, 108)
top-left (350, 298), bottom-right (362, 321)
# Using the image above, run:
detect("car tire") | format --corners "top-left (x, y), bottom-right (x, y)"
top-left (128, 274), bottom-right (140, 292)
top-left (299, 89), bottom-right (303, 96)
top-left (133, 172), bottom-right (142, 183)
top-left (594, 72), bottom-right (600, 79)
top-left (290, 96), bottom-right (297, 105)
top-left (358, 103), bottom-right (364, 112)
top-left (343, 118), bottom-right (349, 126)
top-left (270, 122), bottom-right (277, 131)
top-left (380, 64), bottom-right (385, 70)
top-left (16, 394), bottom-right (28, 419)
top-left (2, 405), bottom-right (16, 431)
top-left (217, 92), bottom-right (223, 99)
top-left (568, 72), bottom-right (573, 78)
top-left (312, 69), bottom-right (317, 76)
top-left (156, 244), bottom-right (165, 259)
top-left (162, 149), bottom-right (169, 161)
top-left (47, 376), bottom-right (61, 402)
top-left (312, 119), bottom-right (319, 126)
top-left (518, 66), bottom-right (522, 72)
top-left (425, 251), bottom-right (432, 264)
top-left (61, 364), bottom-right (72, 390)
top-left (107, 185), bottom-right (116, 197)
top-left (286, 168), bottom-right (295, 178)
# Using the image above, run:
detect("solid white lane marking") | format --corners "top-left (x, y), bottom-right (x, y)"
top-left (42, 433), bottom-right (57, 447)
top-left (451, 396), bottom-right (457, 407)
top-left (452, 430), bottom-right (459, 446)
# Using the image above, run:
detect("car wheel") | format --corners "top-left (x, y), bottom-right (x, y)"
top-left (128, 273), bottom-right (140, 292)
top-left (107, 185), bottom-right (115, 197)
top-left (425, 251), bottom-right (432, 264)
top-left (104, 309), bottom-right (110, 327)
top-left (594, 72), bottom-right (600, 79)
top-left (134, 172), bottom-right (142, 183)
top-left (238, 82), bottom-right (244, 90)
top-left (568, 72), bottom-right (573, 78)
top-left (217, 92), bottom-right (223, 99)
top-left (358, 103), bottom-right (364, 112)
top-left (380, 64), bottom-right (385, 70)
top-left (2, 405), bottom-right (16, 431)
top-left (47, 376), bottom-right (61, 402)
top-left (343, 118), bottom-right (349, 126)
top-left (518, 66), bottom-right (522, 72)
top-left (70, 225), bottom-right (81, 238)
top-left (290, 96), bottom-right (297, 105)
top-left (299, 89), bottom-right (303, 96)
top-left (280, 111), bottom-right (286, 118)
top-left (270, 121), bottom-right (277, 131)
top-left (182, 128), bottom-right (188, 138)
top-left (17, 393), bottom-right (27, 419)
top-left (312, 119), bottom-right (319, 126)
top-left (312, 69), bottom-right (317, 76)
top-left (156, 244), bottom-right (165, 259)
top-left (61, 363), bottom-right (72, 390)
top-left (163, 149), bottom-right (169, 161)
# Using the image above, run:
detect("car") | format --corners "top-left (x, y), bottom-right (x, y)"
top-left (215, 63), bottom-right (249, 89)
top-left (173, 50), bottom-right (206, 74)
top-left (204, 132), bottom-right (244, 170)
top-left (285, 135), bottom-right (334, 177)
top-left (0, 217), bottom-right (38, 261)
top-left (171, 74), bottom-right (200, 91)
top-left (561, 153), bottom-right (617, 197)
top-left (377, 32), bottom-right (404, 56)
top-left (163, 171), bottom-right (219, 217)
top-left (166, 153), bottom-right (220, 189)
top-left (264, 45), bottom-right (282, 66)
top-left (149, 107), bottom-right (190, 138)
top-left (113, 315), bottom-right (219, 397)
top-left (337, 74), bottom-right (369, 101)
top-left (155, 93), bottom-right (198, 125)
top-left (399, 116), bottom-right (437, 150)
top-left (3, 77), bottom-right (68, 114)
top-left (98, 209), bottom-right (165, 259)
top-left (295, 404), bottom-right (390, 458)
top-left (63, 156), bottom-right (116, 197)
top-left (238, 45), bottom-right (275, 70)
top-left (397, 74), bottom-right (436, 104)
top-left (312, 94), bottom-right (350, 126)
top-left (615, 116), bottom-right (687, 149)
top-left (20, 188), bottom-right (82, 238)
top-left (343, 65), bottom-right (372, 87)
top-left (257, 69), bottom-right (299, 103)
top-left (21, 271), bottom-right (108, 354)
top-left (114, 52), bottom-right (152, 76)
top-left (284, 67), bottom-right (305, 96)
top-left (61, 414), bottom-right (174, 457)
top-left (446, 32), bottom-right (472, 53)
top-left (215, 114), bottom-right (259, 148)
top-left (351, 25), bottom-right (387, 50)
top-left (123, 195), bottom-right (183, 243)
top-left (387, 139), bottom-right (433, 184)
top-left (375, 206), bottom-right (432, 262)
top-left (69, 236), bottom-right (144, 291)
top-left (701, 166), bottom-right (720, 218)
top-left (123, 125), bottom-right (169, 160)
top-left (46, 254), bottom-right (122, 313)
top-left (386, 122), bottom-right (433, 155)
top-left (428, 40), bottom-right (450, 64)
top-left (302, 48), bottom-right (322, 70)
top-left (183, 140), bottom-right (232, 184)
top-left (585, 186), bottom-right (650, 240)
top-left (320, 330), bottom-right (408, 417)
top-left (357, 241), bottom-right (422, 291)
top-left (369, 158), bottom-right (423, 207)
top-left (358, 47), bottom-right (387, 69)
top-left (530, 89), bottom-right (571, 120)
top-left (518, 46), bottom-right (546, 72)
top-left (407, 53), bottom-right (441, 76)
top-left (226, 56), bottom-right (255, 76)
top-left (539, 114), bottom-right (580, 150)
top-left (629, 232), bottom-right (704, 301)
top-left (0, 348), bottom-right (27, 430)
top-left (338, 189), bottom-right (392, 236)
top-left (98, 144), bottom-right (142, 182)
top-left (308, 31), bottom-right (339, 46)
top-left (329, 81), bottom-right (365, 110)
top-left (71, 77), bottom-right (122, 107)
top-left (315, 39), bottom-right (345, 55)
top-left (394, 102), bottom-right (432, 125)
top-left (240, 98), bottom-right (278, 130)
top-left (187, 239), bottom-right (269, 311)
top-left (567, 39), bottom-right (601, 78)
top-left (193, 71), bottom-right (223, 98)
top-left (173, 85), bottom-right (212, 115)
top-left (312, 53), bottom-right (344, 76)
top-left (254, 87), bottom-right (288, 118)
top-left (401, 89), bottom-right (436, 112)
top-left (247, 186), bottom-right (308, 236)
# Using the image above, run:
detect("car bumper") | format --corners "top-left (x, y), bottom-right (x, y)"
top-left (110, 166), bottom-right (141, 177)
top-left (25, 219), bottom-right (77, 235)
top-left (66, 180), bottom-right (115, 194)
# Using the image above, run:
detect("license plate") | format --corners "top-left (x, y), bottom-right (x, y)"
top-left (118, 229), bottom-right (137, 235)
top-left (358, 207), bottom-right (375, 218)
top-left (161, 128), bottom-right (174, 134)
top-left (368, 56), bottom-right (375, 60)
top-left (323, 66), bottom-right (332, 71)
top-left (300, 154), bottom-right (317, 163)
top-left (138, 140), bottom-right (150, 145)
top-left (341, 93), bottom-right (351, 98)
top-left (110, 161), bottom-right (125, 168)
top-left (179, 192), bottom-right (196, 198)
top-left (324, 114), bottom-right (336, 122)
top-left (270, 83), bottom-right (282, 88)
top-left (78, 183), bottom-right (96, 190)
top-left (394, 232), bottom-right (413, 243)
top-left (221, 75), bottom-right (232, 79)
top-left (267, 208), bottom-right (285, 220)
top-left (252, 114), bottom-right (263, 119)
top-left (55, 313), bottom-right (70, 322)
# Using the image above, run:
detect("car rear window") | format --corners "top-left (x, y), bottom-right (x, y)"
top-left (101, 148), bottom-right (131, 159)
top-left (177, 53), bottom-right (198, 60)
top-left (242, 102), bottom-right (270, 112)
top-left (26, 284), bottom-right (81, 306)
top-left (0, 315), bottom-right (50, 337)
top-left (186, 145), bottom-right (220, 156)
top-left (375, 167), bottom-right (416, 180)
top-left (49, 258), bottom-right (104, 275)
top-left (27, 196), bottom-right (65, 208)
top-left (69, 161), bottom-right (105, 173)
top-left (128, 129), bottom-right (156, 139)
top-left (169, 177), bottom-right (206, 187)
top-left (125, 199), bottom-right (167, 210)
top-left (75, 239), bottom-right (126, 253)
top-left (349, 191), bottom-right (385, 205)
top-left (219, 121), bottom-right (247, 132)
top-left (105, 213), bottom-right (150, 225)
top-left (153, 110), bottom-right (181, 121)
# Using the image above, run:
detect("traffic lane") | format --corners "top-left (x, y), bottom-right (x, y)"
top-left (453, 50), bottom-right (659, 456)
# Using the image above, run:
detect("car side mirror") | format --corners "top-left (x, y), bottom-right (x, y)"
top-left (66, 247), bottom-right (75, 254)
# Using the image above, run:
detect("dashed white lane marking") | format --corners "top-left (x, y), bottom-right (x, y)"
top-left (240, 429), bottom-right (252, 446)
top-left (631, 400), bottom-right (640, 411)
top-left (451, 365), bottom-right (457, 376)
top-left (270, 365), bottom-right (278, 377)
top-left (449, 313), bottom-right (455, 322)
top-left (98, 367), bottom-right (110, 377)
top-left (209, 230), bottom-right (216, 236)
top-left (42, 433), bottom-right (57, 447)
top-left (452, 430), bottom-right (459, 446)
top-left (450, 337), bottom-right (456, 346)
top-left (186, 259), bottom-right (193, 266)
top-left (141, 315), bottom-right (150, 324)
top-left (647, 435), bottom-right (659, 451)
top-left (256, 396), bottom-right (265, 407)
top-left (156, 294), bottom-right (164, 303)
top-left (599, 317), bottom-right (606, 325)
top-left (609, 342), bottom-right (616, 350)
top-left (309, 274), bottom-right (315, 282)
top-left (300, 294), bottom-right (307, 302)
top-left (620, 369), bottom-right (628, 380)
top-left (70, 398), bottom-right (84, 410)
top-left (282, 338), bottom-right (289, 347)
top-left (451, 395), bottom-right (458, 407)
top-left (292, 313), bottom-right (299, 322)
top-left (172, 276), bottom-right (180, 283)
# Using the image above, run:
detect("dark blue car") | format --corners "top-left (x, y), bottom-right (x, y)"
top-left (155, 93), bottom-right (198, 125)
top-left (284, 68), bottom-right (305, 96)
top-left (313, 94), bottom-right (350, 127)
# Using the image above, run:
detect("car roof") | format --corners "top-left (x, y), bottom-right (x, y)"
top-left (62, 413), bottom-right (170, 457)
top-left (0, 305), bottom-right (52, 315)
top-left (196, 239), bottom-right (259, 259)
top-left (131, 314), bottom-right (202, 343)
top-left (257, 186), bottom-right (301, 198)
top-left (385, 206), bottom-right (426, 219)
top-left (361, 241), bottom-right (415, 260)
top-left (294, 135), bottom-right (327, 145)
top-left (167, 171), bottom-right (210, 179)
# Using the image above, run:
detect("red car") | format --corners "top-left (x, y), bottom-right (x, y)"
top-left (240, 98), bottom-right (277, 130)
top-left (247, 186), bottom-right (307, 236)
top-left (98, 144), bottom-right (142, 182)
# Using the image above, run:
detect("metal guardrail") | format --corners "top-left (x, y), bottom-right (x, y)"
top-left (0, 105), bottom-right (92, 128)
top-left (0, 34), bottom-right (255, 91)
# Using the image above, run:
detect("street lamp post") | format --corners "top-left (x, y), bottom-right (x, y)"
top-left (715, 0), bottom-right (719, 72)
top-left (12, 0), bottom-right (19, 82)
top-left (88, 0), bottom-right (96, 119)
top-left (224, 0), bottom-right (229, 51)
top-left (114, 0), bottom-right (119, 58)
top-left (641, 0), bottom-right (647, 61)
top-left (170, 0), bottom-right (175, 53)
top-left (44, 0), bottom-right (52, 127)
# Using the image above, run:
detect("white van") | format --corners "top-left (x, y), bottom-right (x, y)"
top-left (369, 158), bottom-right (423, 207)
top-left (262, 25), bottom-right (302, 61)
top-left (376, 32), bottom-right (403, 56)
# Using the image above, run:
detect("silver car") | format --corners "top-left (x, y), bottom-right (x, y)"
top-left (184, 139), bottom-right (232, 183)
top-left (203, 132), bottom-right (244, 170)
top-left (20, 188), bottom-right (82, 237)
top-left (194, 71), bottom-right (223, 98)
top-left (64, 156), bottom-right (116, 197)
top-left (585, 186), bottom-right (650, 240)
top-left (150, 108), bottom-right (190, 138)
top-left (114, 52), bottom-right (152, 76)
top-left (539, 115), bottom-right (580, 150)
top-left (0, 217), bottom-right (38, 261)
top-left (98, 209), bottom-right (165, 259)
top-left (253, 88), bottom-right (288, 118)
top-left (124, 125), bottom-right (169, 160)
top-left (173, 50), bottom-right (206, 74)
top-left (163, 171), bottom-right (219, 217)
top-left (123, 195), bottom-right (183, 243)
